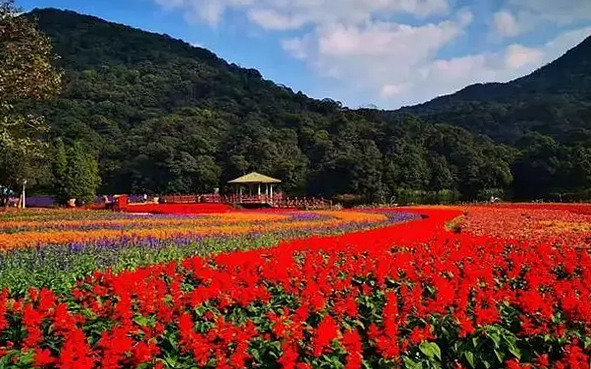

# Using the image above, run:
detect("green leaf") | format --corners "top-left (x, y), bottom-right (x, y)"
top-left (432, 343), bottom-right (442, 360)
top-left (134, 315), bottom-right (149, 327)
top-left (403, 356), bottom-right (423, 369)
top-left (419, 342), bottom-right (441, 360)
top-left (419, 342), bottom-right (435, 359)
top-left (494, 349), bottom-right (504, 363)
top-left (489, 332), bottom-right (501, 348)
top-left (164, 355), bottom-right (178, 368)
top-left (464, 351), bottom-right (475, 368)
top-left (353, 319), bottom-right (366, 329)
top-left (507, 343), bottom-right (521, 360)
top-left (251, 348), bottom-right (260, 361)
top-left (18, 350), bottom-right (35, 366)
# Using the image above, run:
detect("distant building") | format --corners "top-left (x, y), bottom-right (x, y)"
top-left (228, 172), bottom-right (281, 206)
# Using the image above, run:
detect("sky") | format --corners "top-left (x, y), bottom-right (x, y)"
top-left (17, 0), bottom-right (591, 109)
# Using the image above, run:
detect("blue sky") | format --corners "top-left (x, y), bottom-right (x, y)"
top-left (17, 0), bottom-right (591, 109)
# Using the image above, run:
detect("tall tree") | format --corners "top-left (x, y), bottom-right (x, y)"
top-left (50, 138), bottom-right (68, 203)
top-left (0, 0), bottom-right (61, 206)
top-left (63, 141), bottom-right (101, 204)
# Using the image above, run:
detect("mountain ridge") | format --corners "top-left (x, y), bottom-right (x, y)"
top-left (403, 32), bottom-right (591, 109)
top-left (20, 8), bottom-right (591, 201)
top-left (400, 31), bottom-right (591, 144)
top-left (30, 8), bottom-right (591, 112)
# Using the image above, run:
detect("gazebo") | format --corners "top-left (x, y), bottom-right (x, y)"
top-left (228, 172), bottom-right (281, 206)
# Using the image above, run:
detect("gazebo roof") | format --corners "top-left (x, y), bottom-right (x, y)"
top-left (228, 172), bottom-right (281, 184)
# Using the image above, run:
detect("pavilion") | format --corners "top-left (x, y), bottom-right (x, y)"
top-left (228, 172), bottom-right (281, 206)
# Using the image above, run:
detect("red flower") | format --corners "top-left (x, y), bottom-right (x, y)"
top-left (22, 305), bottom-right (43, 348)
top-left (408, 325), bottom-right (434, 345)
top-left (34, 348), bottom-right (55, 367)
top-left (343, 330), bottom-right (363, 369)
top-left (312, 315), bottom-right (339, 357)
top-left (535, 354), bottom-right (549, 368)
top-left (505, 359), bottom-right (532, 369)
top-left (278, 343), bottom-right (299, 369)
top-left (132, 340), bottom-right (160, 365)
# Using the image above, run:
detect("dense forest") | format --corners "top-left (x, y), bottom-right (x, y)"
top-left (13, 8), bottom-right (591, 202)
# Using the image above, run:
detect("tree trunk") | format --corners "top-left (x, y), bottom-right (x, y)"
top-left (0, 195), bottom-right (8, 212)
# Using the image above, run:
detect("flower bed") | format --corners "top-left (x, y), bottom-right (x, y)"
top-left (0, 211), bottom-right (394, 251)
top-left (0, 210), bottom-right (419, 292)
top-left (1, 207), bottom-right (591, 368)
top-left (460, 204), bottom-right (591, 245)
top-left (121, 203), bottom-right (234, 214)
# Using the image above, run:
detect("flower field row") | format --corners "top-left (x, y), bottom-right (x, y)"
top-left (0, 210), bottom-right (419, 293)
top-left (0, 211), bottom-right (393, 251)
top-left (1, 205), bottom-right (591, 368)
top-left (460, 204), bottom-right (591, 245)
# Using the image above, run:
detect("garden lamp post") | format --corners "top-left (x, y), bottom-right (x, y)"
top-left (21, 179), bottom-right (27, 209)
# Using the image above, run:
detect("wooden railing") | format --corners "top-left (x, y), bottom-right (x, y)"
top-left (225, 194), bottom-right (283, 205)
top-left (129, 193), bottom-right (332, 209)
top-left (277, 197), bottom-right (332, 209)
top-left (162, 194), bottom-right (223, 204)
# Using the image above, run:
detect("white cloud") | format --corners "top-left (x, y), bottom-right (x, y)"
top-left (399, 26), bottom-right (591, 106)
top-left (316, 17), bottom-right (469, 58)
top-left (154, 0), bottom-right (226, 26)
top-left (152, 0), bottom-right (591, 108)
top-left (285, 20), bottom-right (591, 107)
top-left (281, 38), bottom-right (309, 60)
top-left (542, 26), bottom-right (591, 58)
top-left (493, 10), bottom-right (521, 38)
top-left (492, 0), bottom-right (591, 38)
top-left (153, 0), bottom-right (450, 28)
top-left (283, 12), bottom-right (472, 83)
top-left (507, 0), bottom-right (591, 26)
top-left (247, 9), bottom-right (306, 31)
top-left (381, 84), bottom-right (409, 97)
top-left (504, 44), bottom-right (543, 69)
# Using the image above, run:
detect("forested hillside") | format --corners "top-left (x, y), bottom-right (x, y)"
top-left (22, 8), bottom-right (591, 201)
top-left (399, 33), bottom-right (591, 199)
top-left (403, 35), bottom-right (591, 144)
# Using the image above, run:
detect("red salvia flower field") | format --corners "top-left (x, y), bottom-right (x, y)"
top-left (1, 205), bottom-right (591, 368)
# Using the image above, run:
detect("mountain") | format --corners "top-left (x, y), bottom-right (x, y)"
top-left (401, 34), bottom-right (591, 144)
top-left (21, 8), bottom-right (591, 201)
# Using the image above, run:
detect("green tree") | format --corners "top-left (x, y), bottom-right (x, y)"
top-left (63, 141), bottom-right (101, 204)
top-left (512, 132), bottom-right (563, 199)
top-left (383, 142), bottom-right (430, 193)
top-left (569, 146), bottom-right (591, 191)
top-left (428, 155), bottom-right (454, 191)
top-left (352, 139), bottom-right (385, 203)
top-left (50, 138), bottom-right (68, 203)
top-left (0, 1), bottom-right (61, 206)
